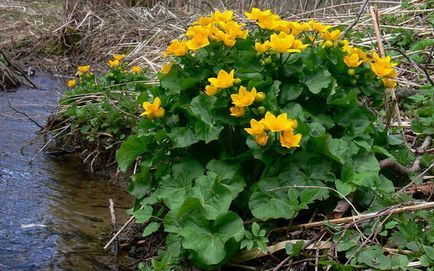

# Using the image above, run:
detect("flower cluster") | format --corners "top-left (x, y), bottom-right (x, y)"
top-left (107, 54), bottom-right (126, 68)
top-left (341, 41), bottom-right (398, 88)
top-left (164, 10), bottom-right (248, 57)
top-left (255, 32), bottom-right (308, 54)
top-left (245, 112), bottom-right (301, 149)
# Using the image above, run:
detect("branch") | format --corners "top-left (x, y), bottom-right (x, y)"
top-left (380, 136), bottom-right (432, 177)
top-left (272, 202), bottom-right (434, 232)
top-left (341, 0), bottom-right (370, 38)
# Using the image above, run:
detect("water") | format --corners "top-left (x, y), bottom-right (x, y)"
top-left (0, 75), bottom-right (134, 270)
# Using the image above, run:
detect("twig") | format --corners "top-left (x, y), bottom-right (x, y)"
top-left (272, 202), bottom-right (434, 232)
top-left (103, 215), bottom-right (135, 250)
top-left (7, 100), bottom-right (42, 128)
top-left (341, 0), bottom-right (370, 38)
top-left (108, 199), bottom-right (118, 255)
top-left (391, 48), bottom-right (434, 86)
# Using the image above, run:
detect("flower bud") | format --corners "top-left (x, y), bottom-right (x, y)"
top-left (347, 69), bottom-right (355, 76)
top-left (255, 92), bottom-right (266, 102)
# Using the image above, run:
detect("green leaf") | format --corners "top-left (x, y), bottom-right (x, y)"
top-left (157, 160), bottom-right (204, 211)
top-left (190, 95), bottom-right (224, 143)
top-left (310, 134), bottom-right (349, 164)
top-left (142, 222), bottom-right (160, 237)
top-left (166, 233), bottom-right (183, 257)
top-left (357, 246), bottom-right (391, 270)
top-left (423, 246), bottom-right (434, 261)
top-left (133, 206), bottom-right (153, 223)
top-left (168, 198), bottom-right (244, 266)
top-left (279, 82), bottom-right (303, 102)
top-left (285, 240), bottom-right (304, 256)
top-left (300, 189), bottom-right (322, 204)
top-left (206, 159), bottom-right (239, 180)
top-left (168, 127), bottom-right (199, 148)
top-left (302, 67), bottom-right (332, 94)
top-left (128, 168), bottom-right (152, 198)
top-left (194, 119), bottom-right (224, 143)
top-left (116, 135), bottom-right (150, 172)
top-left (249, 177), bottom-right (298, 221)
top-left (372, 145), bottom-right (395, 159)
top-left (335, 179), bottom-right (355, 196)
top-left (419, 255), bottom-right (433, 267)
top-left (191, 173), bottom-right (235, 220)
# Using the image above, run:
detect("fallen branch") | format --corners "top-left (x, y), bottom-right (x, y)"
top-left (272, 201), bottom-right (434, 232)
top-left (232, 240), bottom-right (332, 264)
top-left (380, 136), bottom-right (432, 177)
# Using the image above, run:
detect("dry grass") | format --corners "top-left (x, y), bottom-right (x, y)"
top-left (0, 0), bottom-right (432, 88)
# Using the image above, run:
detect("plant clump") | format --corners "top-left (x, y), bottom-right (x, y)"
top-left (107, 8), bottom-right (432, 270)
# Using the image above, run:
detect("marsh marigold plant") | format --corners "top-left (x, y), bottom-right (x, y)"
top-left (115, 8), bottom-right (401, 270)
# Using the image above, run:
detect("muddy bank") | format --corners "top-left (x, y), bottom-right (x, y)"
top-left (0, 75), bottom-right (135, 270)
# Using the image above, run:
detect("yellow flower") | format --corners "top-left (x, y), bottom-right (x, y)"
top-left (108, 59), bottom-right (120, 68)
top-left (164, 39), bottom-right (189, 57)
top-left (382, 78), bottom-right (397, 88)
top-left (257, 14), bottom-right (281, 30)
top-left (223, 36), bottom-right (236, 47)
top-left (204, 85), bottom-right (219, 96)
top-left (245, 119), bottom-right (266, 136)
top-left (256, 134), bottom-right (268, 146)
top-left (231, 86), bottom-right (257, 107)
top-left (321, 29), bottom-right (341, 41)
top-left (185, 25), bottom-right (211, 38)
top-left (255, 41), bottom-right (270, 54)
top-left (194, 16), bottom-right (214, 26)
top-left (67, 79), bottom-right (76, 88)
top-left (279, 130), bottom-right (302, 149)
top-left (218, 21), bottom-right (248, 39)
top-left (161, 63), bottom-right (172, 75)
top-left (140, 97), bottom-right (165, 119)
top-left (77, 65), bottom-right (90, 74)
top-left (272, 19), bottom-right (291, 33)
top-left (212, 10), bottom-right (233, 22)
top-left (344, 53), bottom-right (363, 68)
top-left (370, 52), bottom-right (398, 78)
top-left (113, 54), bottom-right (126, 61)
top-left (186, 35), bottom-right (210, 51)
top-left (230, 106), bottom-right (245, 117)
top-left (292, 39), bottom-right (309, 51)
top-left (208, 69), bottom-right (236, 89)
top-left (245, 8), bottom-right (272, 21)
top-left (310, 21), bottom-right (331, 32)
top-left (262, 112), bottom-right (297, 132)
top-left (268, 32), bottom-right (300, 53)
top-left (130, 66), bottom-right (141, 74)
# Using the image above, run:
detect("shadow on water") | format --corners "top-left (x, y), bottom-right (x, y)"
top-left (0, 75), bottom-right (134, 270)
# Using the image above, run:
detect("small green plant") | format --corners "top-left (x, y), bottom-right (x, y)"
top-left (405, 86), bottom-right (434, 135)
top-left (241, 222), bottom-right (269, 252)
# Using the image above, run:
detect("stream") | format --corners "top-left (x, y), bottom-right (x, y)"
top-left (0, 75), bottom-right (134, 270)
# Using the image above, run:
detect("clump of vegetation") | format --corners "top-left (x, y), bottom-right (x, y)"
top-left (106, 8), bottom-right (433, 270)
top-left (48, 55), bottom-right (150, 170)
